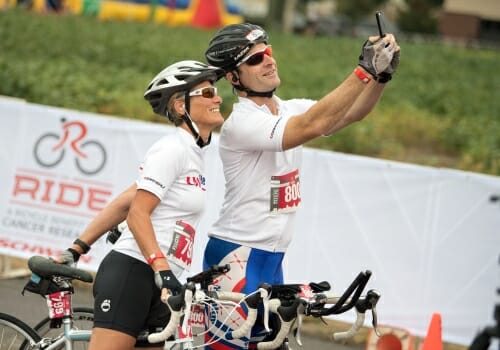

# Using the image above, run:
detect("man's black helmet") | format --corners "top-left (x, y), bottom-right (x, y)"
top-left (205, 23), bottom-right (269, 72)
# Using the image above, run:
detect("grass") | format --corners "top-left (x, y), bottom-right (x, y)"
top-left (0, 8), bottom-right (499, 175)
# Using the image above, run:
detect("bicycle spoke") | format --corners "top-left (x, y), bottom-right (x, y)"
top-left (0, 313), bottom-right (40, 350)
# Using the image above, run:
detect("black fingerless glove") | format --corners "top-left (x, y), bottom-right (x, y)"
top-left (154, 270), bottom-right (182, 296)
top-left (60, 248), bottom-right (80, 265)
top-left (376, 50), bottom-right (400, 84)
top-left (358, 40), bottom-right (378, 78)
top-left (358, 37), bottom-right (395, 80)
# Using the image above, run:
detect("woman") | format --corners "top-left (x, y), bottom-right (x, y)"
top-left (62, 60), bottom-right (225, 350)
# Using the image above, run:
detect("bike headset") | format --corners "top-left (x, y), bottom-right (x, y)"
top-left (144, 60), bottom-right (224, 148)
top-left (205, 23), bottom-right (275, 98)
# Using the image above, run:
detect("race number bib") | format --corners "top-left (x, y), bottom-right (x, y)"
top-left (46, 291), bottom-right (72, 319)
top-left (167, 220), bottom-right (195, 270)
top-left (270, 169), bottom-right (301, 213)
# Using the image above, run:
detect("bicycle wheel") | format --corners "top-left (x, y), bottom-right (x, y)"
top-left (34, 307), bottom-right (93, 350)
top-left (0, 312), bottom-right (41, 350)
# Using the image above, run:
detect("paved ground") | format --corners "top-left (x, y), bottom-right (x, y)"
top-left (0, 274), bottom-right (364, 350)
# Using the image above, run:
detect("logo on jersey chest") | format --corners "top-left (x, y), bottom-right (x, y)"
top-left (186, 174), bottom-right (206, 191)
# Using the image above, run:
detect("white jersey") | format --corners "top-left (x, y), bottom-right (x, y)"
top-left (208, 96), bottom-right (316, 252)
top-left (114, 128), bottom-right (207, 273)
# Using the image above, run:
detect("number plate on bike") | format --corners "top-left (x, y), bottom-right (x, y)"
top-left (46, 291), bottom-right (71, 319)
top-left (189, 304), bottom-right (205, 328)
top-left (298, 285), bottom-right (315, 301)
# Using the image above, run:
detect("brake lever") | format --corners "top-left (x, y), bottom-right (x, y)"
top-left (257, 283), bottom-right (272, 333)
top-left (294, 302), bottom-right (306, 346)
top-left (372, 306), bottom-right (380, 337)
top-left (367, 290), bottom-right (381, 337)
top-left (181, 283), bottom-right (195, 334)
top-left (364, 289), bottom-right (381, 336)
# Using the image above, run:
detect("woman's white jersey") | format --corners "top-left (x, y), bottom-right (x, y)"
top-left (114, 127), bottom-right (208, 273)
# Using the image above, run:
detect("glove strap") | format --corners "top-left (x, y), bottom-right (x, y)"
top-left (67, 248), bottom-right (81, 262)
top-left (376, 72), bottom-right (392, 84)
top-left (147, 252), bottom-right (166, 265)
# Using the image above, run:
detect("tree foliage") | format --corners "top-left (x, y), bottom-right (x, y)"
top-left (397, 0), bottom-right (444, 33)
top-left (335, 0), bottom-right (388, 23)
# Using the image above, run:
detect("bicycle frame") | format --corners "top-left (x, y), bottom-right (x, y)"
top-left (41, 319), bottom-right (91, 350)
top-left (21, 256), bottom-right (380, 350)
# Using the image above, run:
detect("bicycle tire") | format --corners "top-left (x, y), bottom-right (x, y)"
top-left (33, 307), bottom-right (93, 350)
top-left (0, 312), bottom-right (41, 350)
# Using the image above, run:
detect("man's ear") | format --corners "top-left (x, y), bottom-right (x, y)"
top-left (226, 72), bottom-right (239, 85)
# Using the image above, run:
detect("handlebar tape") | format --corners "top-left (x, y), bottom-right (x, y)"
top-left (256, 298), bottom-right (302, 349)
top-left (147, 290), bottom-right (187, 343)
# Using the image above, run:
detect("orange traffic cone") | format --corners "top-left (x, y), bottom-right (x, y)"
top-left (421, 313), bottom-right (443, 350)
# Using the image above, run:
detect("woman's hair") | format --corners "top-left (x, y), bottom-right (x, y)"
top-left (166, 91), bottom-right (185, 126)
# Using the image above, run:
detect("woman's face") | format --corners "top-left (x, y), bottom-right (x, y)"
top-left (188, 81), bottom-right (224, 131)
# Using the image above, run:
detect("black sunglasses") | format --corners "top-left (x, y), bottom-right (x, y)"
top-left (237, 46), bottom-right (273, 67)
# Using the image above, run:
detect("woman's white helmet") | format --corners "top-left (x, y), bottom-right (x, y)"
top-left (144, 60), bottom-right (224, 121)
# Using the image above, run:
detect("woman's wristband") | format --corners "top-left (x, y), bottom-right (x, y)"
top-left (73, 238), bottom-right (91, 254)
top-left (147, 252), bottom-right (166, 265)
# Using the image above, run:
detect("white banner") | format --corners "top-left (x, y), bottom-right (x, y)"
top-left (1, 96), bottom-right (499, 345)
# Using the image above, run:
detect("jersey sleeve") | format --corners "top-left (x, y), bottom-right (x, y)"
top-left (136, 138), bottom-right (184, 200)
top-left (223, 98), bottom-right (316, 152)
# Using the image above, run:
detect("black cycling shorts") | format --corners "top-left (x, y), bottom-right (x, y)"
top-left (92, 250), bottom-right (169, 345)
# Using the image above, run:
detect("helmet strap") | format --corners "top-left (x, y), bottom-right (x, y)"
top-left (231, 70), bottom-right (275, 98)
top-left (182, 93), bottom-right (211, 148)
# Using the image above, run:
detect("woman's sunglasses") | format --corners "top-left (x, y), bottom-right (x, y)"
top-left (189, 86), bottom-right (218, 98)
top-left (237, 46), bottom-right (273, 67)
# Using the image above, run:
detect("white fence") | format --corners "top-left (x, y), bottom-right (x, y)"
top-left (1, 96), bottom-right (499, 345)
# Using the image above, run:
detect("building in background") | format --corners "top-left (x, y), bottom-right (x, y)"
top-left (439, 0), bottom-right (500, 42)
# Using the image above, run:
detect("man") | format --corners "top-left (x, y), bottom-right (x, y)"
top-left (202, 22), bottom-right (400, 349)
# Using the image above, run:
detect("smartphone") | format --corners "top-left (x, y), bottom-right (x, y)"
top-left (375, 11), bottom-right (386, 38)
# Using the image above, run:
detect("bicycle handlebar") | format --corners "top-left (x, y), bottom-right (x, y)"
top-left (147, 266), bottom-right (380, 347)
top-left (333, 289), bottom-right (381, 340)
top-left (187, 264), bottom-right (230, 290)
top-left (257, 298), bottom-right (303, 350)
top-left (333, 311), bottom-right (366, 340)
top-left (318, 270), bottom-right (371, 316)
top-left (259, 271), bottom-right (380, 347)
top-left (147, 283), bottom-right (193, 343)
top-left (147, 280), bottom-right (271, 344)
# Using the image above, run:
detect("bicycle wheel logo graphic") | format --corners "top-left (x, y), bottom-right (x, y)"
top-left (33, 118), bottom-right (107, 175)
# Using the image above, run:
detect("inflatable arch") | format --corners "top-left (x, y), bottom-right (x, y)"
top-left (28, 0), bottom-right (243, 27)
